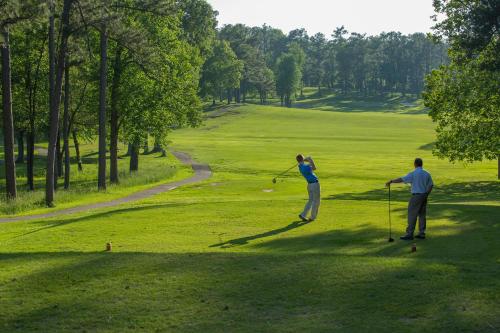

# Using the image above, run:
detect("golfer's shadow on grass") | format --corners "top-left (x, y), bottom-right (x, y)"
top-left (210, 220), bottom-right (310, 249)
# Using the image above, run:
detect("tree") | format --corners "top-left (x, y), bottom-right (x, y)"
top-left (287, 42), bottom-right (305, 97)
top-left (178, 0), bottom-right (217, 58)
top-left (45, 0), bottom-right (73, 206)
top-left (424, 0), bottom-right (500, 178)
top-left (308, 33), bottom-right (327, 94)
top-left (10, 24), bottom-right (48, 191)
top-left (1, 1), bottom-right (43, 198)
top-left (276, 53), bottom-right (300, 107)
top-left (1, 26), bottom-right (17, 199)
top-left (200, 40), bottom-right (242, 105)
top-left (97, 20), bottom-right (107, 191)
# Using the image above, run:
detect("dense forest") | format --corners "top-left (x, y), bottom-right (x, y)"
top-left (1, 0), bottom-right (450, 204)
top-left (204, 25), bottom-right (448, 106)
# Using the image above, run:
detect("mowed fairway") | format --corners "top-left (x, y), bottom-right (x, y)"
top-left (0, 104), bottom-right (499, 332)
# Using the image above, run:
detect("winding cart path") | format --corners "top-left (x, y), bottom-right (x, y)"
top-left (0, 151), bottom-right (211, 223)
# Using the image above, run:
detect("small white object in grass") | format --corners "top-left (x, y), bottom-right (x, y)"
top-left (262, 189), bottom-right (274, 193)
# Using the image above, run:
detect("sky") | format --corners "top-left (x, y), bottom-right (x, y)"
top-left (207, 0), bottom-right (437, 36)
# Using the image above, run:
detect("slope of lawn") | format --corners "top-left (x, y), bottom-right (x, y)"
top-left (244, 87), bottom-right (428, 114)
top-left (0, 141), bottom-right (192, 216)
top-left (0, 103), bottom-right (498, 332)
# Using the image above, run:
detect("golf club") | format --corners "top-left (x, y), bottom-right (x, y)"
top-left (388, 184), bottom-right (394, 242)
top-left (272, 164), bottom-right (297, 183)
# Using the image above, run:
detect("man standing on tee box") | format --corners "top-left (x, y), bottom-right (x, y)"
top-left (386, 158), bottom-right (434, 240)
top-left (297, 154), bottom-right (320, 222)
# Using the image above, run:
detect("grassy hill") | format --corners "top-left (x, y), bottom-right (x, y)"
top-left (245, 87), bottom-right (428, 114)
top-left (0, 103), bottom-right (498, 332)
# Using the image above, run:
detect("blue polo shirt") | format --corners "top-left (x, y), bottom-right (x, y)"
top-left (299, 163), bottom-right (318, 183)
top-left (402, 167), bottom-right (433, 194)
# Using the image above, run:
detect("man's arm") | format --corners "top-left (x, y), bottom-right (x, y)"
top-left (305, 157), bottom-right (317, 170)
top-left (427, 175), bottom-right (434, 195)
top-left (426, 185), bottom-right (433, 195)
top-left (385, 178), bottom-right (403, 187)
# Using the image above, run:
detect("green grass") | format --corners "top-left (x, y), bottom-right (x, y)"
top-left (0, 102), bottom-right (498, 332)
top-left (0, 141), bottom-right (192, 216)
top-left (243, 87), bottom-right (427, 114)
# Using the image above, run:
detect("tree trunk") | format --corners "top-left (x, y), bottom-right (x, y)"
top-left (109, 46), bottom-right (123, 185)
top-left (26, 34), bottom-right (44, 192)
top-left (72, 130), bottom-right (82, 171)
top-left (56, 129), bottom-right (62, 179)
top-left (129, 144), bottom-right (139, 172)
top-left (143, 135), bottom-right (149, 154)
top-left (235, 88), bottom-right (241, 103)
top-left (46, 0), bottom-right (56, 204)
top-left (97, 22), bottom-right (107, 191)
top-left (152, 138), bottom-right (166, 157)
top-left (227, 89), bottom-right (231, 104)
top-left (498, 156), bottom-right (499, 180)
top-left (1, 27), bottom-right (17, 199)
top-left (16, 130), bottom-right (24, 163)
top-left (26, 131), bottom-right (35, 191)
top-left (123, 143), bottom-right (132, 157)
top-left (63, 62), bottom-right (70, 189)
top-left (46, 0), bottom-right (72, 207)
top-left (212, 99), bottom-right (216, 106)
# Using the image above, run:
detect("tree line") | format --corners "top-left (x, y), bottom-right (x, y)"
top-left (200, 24), bottom-right (448, 107)
top-left (1, 0), bottom-right (217, 205)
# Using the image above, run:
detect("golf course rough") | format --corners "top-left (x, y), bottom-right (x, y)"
top-left (0, 104), bottom-right (498, 332)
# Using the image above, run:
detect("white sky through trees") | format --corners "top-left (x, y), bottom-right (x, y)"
top-left (208, 0), bottom-right (436, 36)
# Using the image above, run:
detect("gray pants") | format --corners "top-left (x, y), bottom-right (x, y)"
top-left (301, 182), bottom-right (320, 220)
top-left (407, 193), bottom-right (428, 236)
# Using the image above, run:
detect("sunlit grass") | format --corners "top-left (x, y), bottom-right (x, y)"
top-left (0, 102), bottom-right (498, 332)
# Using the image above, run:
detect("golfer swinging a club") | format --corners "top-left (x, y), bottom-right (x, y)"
top-left (297, 154), bottom-right (320, 222)
top-left (386, 158), bottom-right (433, 240)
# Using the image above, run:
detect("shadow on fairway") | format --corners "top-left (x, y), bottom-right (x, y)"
top-left (291, 93), bottom-right (427, 114)
top-left (1, 244), bottom-right (498, 332)
top-left (210, 220), bottom-right (310, 248)
top-left (418, 142), bottom-right (435, 150)
top-left (252, 202), bottom-right (499, 260)
top-left (328, 181), bottom-right (500, 203)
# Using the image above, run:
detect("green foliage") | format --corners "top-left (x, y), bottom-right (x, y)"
top-left (424, 61), bottom-right (500, 162)
top-left (9, 23), bottom-right (49, 133)
top-left (177, 0), bottom-right (218, 57)
top-left (214, 23), bottom-right (447, 104)
top-left (200, 40), bottom-right (242, 101)
top-left (276, 53), bottom-right (300, 107)
top-left (432, 0), bottom-right (499, 69)
top-left (424, 0), bottom-right (499, 173)
top-left (2, 0), bottom-right (217, 200)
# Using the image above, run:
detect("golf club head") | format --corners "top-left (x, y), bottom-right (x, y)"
top-left (388, 238), bottom-right (394, 242)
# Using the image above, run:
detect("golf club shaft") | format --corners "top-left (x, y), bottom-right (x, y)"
top-left (275, 164), bottom-right (297, 179)
top-left (388, 185), bottom-right (392, 238)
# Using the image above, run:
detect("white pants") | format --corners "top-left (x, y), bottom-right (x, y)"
top-left (301, 182), bottom-right (320, 220)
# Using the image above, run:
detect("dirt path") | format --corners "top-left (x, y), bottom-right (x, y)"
top-left (0, 151), bottom-right (211, 223)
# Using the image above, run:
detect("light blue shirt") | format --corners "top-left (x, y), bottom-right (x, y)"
top-left (299, 163), bottom-right (318, 183)
top-left (402, 167), bottom-right (433, 194)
